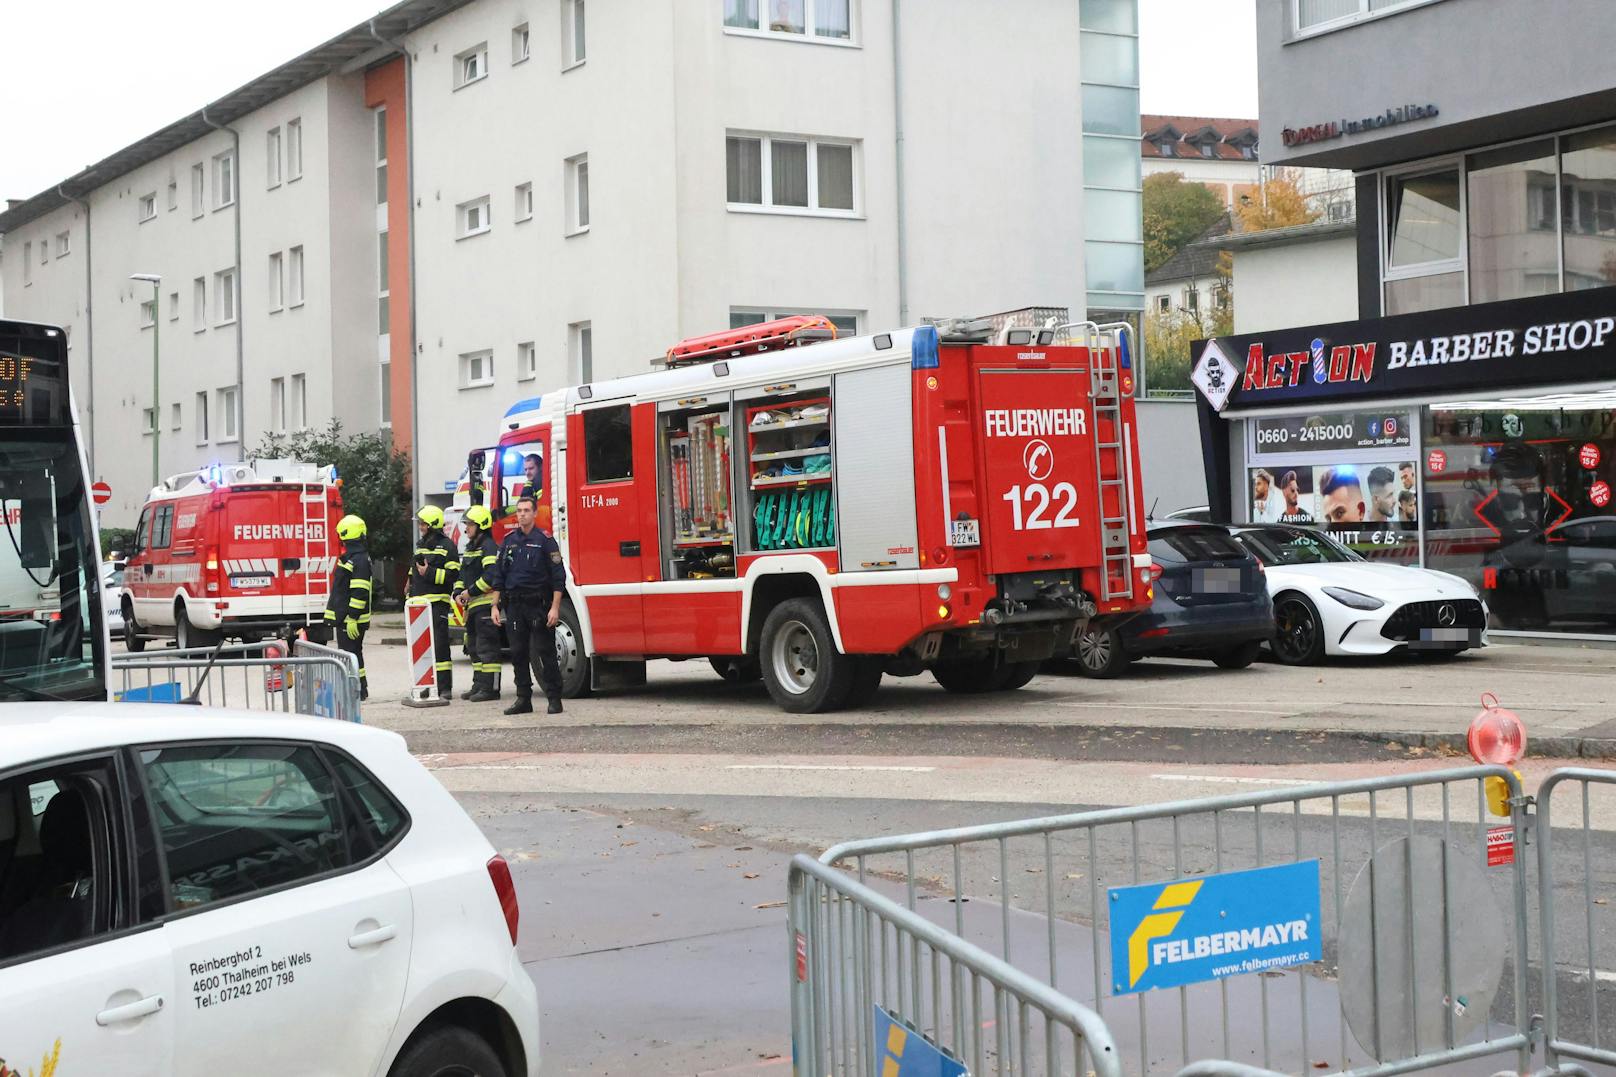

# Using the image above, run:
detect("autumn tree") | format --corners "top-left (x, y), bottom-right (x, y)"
top-left (1143, 171), bottom-right (1226, 273)
top-left (1233, 168), bottom-right (1321, 233)
top-left (1145, 300), bottom-right (1232, 396)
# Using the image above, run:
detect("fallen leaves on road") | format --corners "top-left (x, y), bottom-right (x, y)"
top-left (743, 872), bottom-right (761, 880)
top-left (756, 901), bottom-right (786, 910)
top-left (1065, 873), bottom-right (1085, 880)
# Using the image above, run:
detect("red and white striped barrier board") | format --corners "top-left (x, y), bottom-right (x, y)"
top-left (402, 597), bottom-right (449, 708)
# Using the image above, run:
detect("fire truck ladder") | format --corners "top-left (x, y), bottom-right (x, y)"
top-left (300, 473), bottom-right (332, 626)
top-left (1067, 321), bottom-right (1137, 603)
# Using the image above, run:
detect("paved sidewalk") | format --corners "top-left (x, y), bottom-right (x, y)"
top-left (353, 624), bottom-right (1616, 758)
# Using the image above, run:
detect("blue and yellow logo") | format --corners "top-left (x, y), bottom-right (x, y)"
top-left (1110, 861), bottom-right (1321, 996)
top-left (871, 1006), bottom-right (967, 1077)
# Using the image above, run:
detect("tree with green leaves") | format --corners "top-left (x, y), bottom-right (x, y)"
top-left (1145, 299), bottom-right (1232, 397)
top-left (252, 422), bottom-right (413, 568)
top-left (1144, 171), bottom-right (1226, 273)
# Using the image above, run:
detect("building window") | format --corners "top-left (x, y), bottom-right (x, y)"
top-left (513, 23), bottom-right (531, 63)
top-left (290, 373), bottom-right (307, 429)
top-left (569, 321), bottom-right (593, 382)
top-left (167, 178), bottom-right (178, 211)
top-left (1467, 140), bottom-right (1557, 305)
top-left (1200, 142), bottom-right (1215, 159)
top-left (563, 0), bottom-right (586, 66)
top-left (191, 163), bottom-right (205, 217)
top-left (456, 44), bottom-right (489, 88)
top-left (213, 152), bottom-right (235, 209)
top-left (171, 402), bottom-right (182, 431)
top-left (195, 391), bottom-right (210, 444)
top-left (269, 251), bottom-right (284, 311)
top-left (139, 192), bottom-right (157, 222)
top-left (139, 299), bottom-right (157, 329)
top-left (380, 360), bottom-right (392, 427)
top-left (142, 407), bottom-right (156, 434)
top-left (377, 232), bottom-right (390, 334)
top-left (270, 377), bottom-right (286, 433)
top-left (459, 196), bottom-right (491, 238)
top-left (373, 108), bottom-right (387, 205)
top-left (1383, 166), bottom-right (1463, 315)
top-left (726, 133), bottom-right (859, 215)
top-left (217, 386), bottom-right (239, 443)
top-left (215, 268), bottom-right (237, 325)
top-left (1296, 0), bottom-right (1438, 35)
top-left (724, 0), bottom-right (852, 41)
top-left (267, 127), bottom-right (282, 188)
top-left (459, 349), bottom-right (494, 389)
top-left (517, 340), bottom-right (537, 381)
top-left (1184, 287), bottom-right (1199, 313)
top-left (1155, 294), bottom-right (1170, 313)
top-left (289, 246), bottom-right (305, 306)
top-left (565, 155), bottom-right (589, 234)
top-left (515, 181), bottom-right (534, 222)
top-left (21, 242), bottom-right (29, 285)
top-left (730, 308), bottom-right (859, 336)
top-left (287, 118), bottom-right (303, 181)
top-left (193, 277), bottom-right (206, 332)
top-left (54, 230), bottom-right (70, 258)
top-left (169, 291), bottom-right (179, 321)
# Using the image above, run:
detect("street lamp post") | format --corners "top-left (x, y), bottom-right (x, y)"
top-left (131, 273), bottom-right (162, 487)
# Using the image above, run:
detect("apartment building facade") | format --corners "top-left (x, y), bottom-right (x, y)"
top-left (2, 0), bottom-right (1146, 523)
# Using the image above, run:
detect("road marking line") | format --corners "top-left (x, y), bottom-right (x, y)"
top-left (725, 764), bottom-right (938, 773)
top-left (1151, 774), bottom-right (1326, 787)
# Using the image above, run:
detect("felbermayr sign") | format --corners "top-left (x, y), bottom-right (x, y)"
top-left (1192, 286), bottom-right (1616, 412)
top-left (1282, 102), bottom-right (1439, 147)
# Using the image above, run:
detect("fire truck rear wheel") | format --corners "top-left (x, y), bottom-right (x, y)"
top-left (709, 656), bottom-right (763, 684)
top-left (842, 658), bottom-right (884, 709)
top-left (759, 598), bottom-right (855, 713)
top-left (995, 661), bottom-right (1039, 691)
top-left (930, 657), bottom-right (1000, 694)
top-left (175, 601), bottom-right (222, 650)
top-left (555, 602), bottom-right (592, 698)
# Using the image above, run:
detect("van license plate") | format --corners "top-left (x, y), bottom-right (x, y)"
top-left (949, 520), bottom-right (981, 548)
top-left (232, 574), bottom-right (272, 589)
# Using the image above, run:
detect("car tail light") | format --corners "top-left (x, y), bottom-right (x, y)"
top-left (1149, 563), bottom-right (1164, 581)
top-left (205, 546), bottom-right (222, 594)
top-left (486, 854), bottom-right (520, 945)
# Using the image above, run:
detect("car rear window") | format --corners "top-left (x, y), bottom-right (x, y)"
top-left (1149, 526), bottom-right (1246, 563)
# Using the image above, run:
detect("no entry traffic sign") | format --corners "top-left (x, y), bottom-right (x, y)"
top-left (91, 481), bottom-right (112, 506)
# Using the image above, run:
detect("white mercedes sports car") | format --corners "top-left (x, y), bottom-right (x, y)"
top-left (1230, 524), bottom-right (1489, 665)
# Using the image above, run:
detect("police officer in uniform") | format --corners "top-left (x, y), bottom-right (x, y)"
top-left (490, 494), bottom-right (567, 714)
top-left (454, 504), bottom-right (502, 702)
top-left (324, 514), bottom-right (373, 700)
top-left (409, 505), bottom-right (460, 698)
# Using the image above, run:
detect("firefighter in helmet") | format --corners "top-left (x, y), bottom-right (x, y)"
top-left (453, 504), bottom-right (502, 702)
top-left (409, 505), bottom-right (460, 698)
top-left (324, 514), bottom-right (373, 700)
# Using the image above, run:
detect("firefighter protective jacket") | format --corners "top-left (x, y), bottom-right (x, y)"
top-left (324, 541), bottom-right (374, 626)
top-left (456, 531), bottom-right (499, 610)
top-left (409, 526), bottom-right (459, 602)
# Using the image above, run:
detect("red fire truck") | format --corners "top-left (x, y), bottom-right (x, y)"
top-left (122, 459), bottom-right (344, 650)
top-left (468, 315), bottom-right (1150, 712)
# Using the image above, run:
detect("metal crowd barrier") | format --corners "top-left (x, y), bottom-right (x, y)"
top-left (112, 639), bottom-right (363, 722)
top-left (789, 854), bottom-right (1121, 1077)
top-left (795, 765), bottom-right (1540, 1077)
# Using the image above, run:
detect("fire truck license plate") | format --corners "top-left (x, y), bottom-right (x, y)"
top-left (949, 520), bottom-right (981, 548)
top-left (232, 574), bottom-right (272, 589)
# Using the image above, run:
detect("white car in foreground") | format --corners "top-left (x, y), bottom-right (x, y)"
top-left (1231, 524), bottom-right (1488, 665)
top-left (0, 709), bottom-right (538, 1077)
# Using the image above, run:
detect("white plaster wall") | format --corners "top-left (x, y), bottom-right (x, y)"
top-left (1231, 234), bottom-right (1357, 335)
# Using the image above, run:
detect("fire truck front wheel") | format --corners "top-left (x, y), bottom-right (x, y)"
top-left (759, 598), bottom-right (856, 714)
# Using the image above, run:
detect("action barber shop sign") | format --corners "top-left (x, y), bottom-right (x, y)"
top-left (1193, 287), bottom-right (1616, 413)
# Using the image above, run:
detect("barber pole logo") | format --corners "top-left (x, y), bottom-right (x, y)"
top-left (1581, 443), bottom-right (1601, 470)
top-left (1310, 338), bottom-right (1328, 384)
top-left (1592, 481), bottom-right (1611, 509)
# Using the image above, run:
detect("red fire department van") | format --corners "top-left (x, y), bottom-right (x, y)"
top-left (468, 315), bottom-right (1151, 712)
top-left (122, 459), bottom-right (344, 650)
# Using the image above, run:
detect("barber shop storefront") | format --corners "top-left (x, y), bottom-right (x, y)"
top-left (1193, 287), bottom-right (1616, 638)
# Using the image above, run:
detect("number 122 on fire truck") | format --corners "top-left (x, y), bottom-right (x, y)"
top-left (471, 315), bottom-right (1150, 712)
